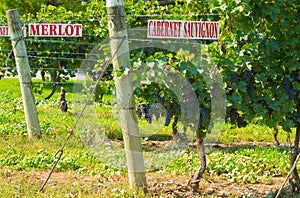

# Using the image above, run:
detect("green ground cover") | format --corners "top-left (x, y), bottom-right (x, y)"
top-left (0, 78), bottom-right (297, 197)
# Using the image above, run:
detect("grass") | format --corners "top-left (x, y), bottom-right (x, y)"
top-left (217, 122), bottom-right (294, 145)
top-left (0, 78), bottom-right (298, 197)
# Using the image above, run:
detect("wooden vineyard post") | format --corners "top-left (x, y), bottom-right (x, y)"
top-left (106, 0), bottom-right (147, 191)
top-left (6, 9), bottom-right (41, 138)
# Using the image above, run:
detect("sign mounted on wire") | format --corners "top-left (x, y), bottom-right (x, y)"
top-left (1, 24), bottom-right (82, 37)
top-left (0, 26), bottom-right (27, 37)
top-left (28, 24), bottom-right (82, 37)
top-left (147, 20), bottom-right (219, 40)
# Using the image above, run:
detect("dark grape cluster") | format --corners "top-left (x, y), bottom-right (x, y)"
top-left (225, 108), bottom-right (247, 128)
top-left (282, 77), bottom-right (297, 100)
top-left (243, 70), bottom-right (255, 99)
top-left (86, 69), bottom-right (113, 102)
top-left (136, 104), bottom-right (152, 123)
top-left (225, 71), bottom-right (252, 128)
top-left (87, 69), bottom-right (113, 82)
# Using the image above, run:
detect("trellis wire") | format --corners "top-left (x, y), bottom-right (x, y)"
top-left (27, 55), bottom-right (96, 62)
top-left (1, 36), bottom-right (205, 74)
top-left (34, 81), bottom-right (83, 85)
top-left (0, 49), bottom-right (101, 57)
top-left (1, 67), bottom-right (97, 72)
top-left (38, 36), bottom-right (126, 192)
top-left (1, 55), bottom-right (98, 63)
top-left (0, 12), bottom-right (221, 25)
top-left (0, 37), bottom-right (24, 69)
top-left (1, 13), bottom-right (223, 26)
top-left (24, 39), bottom-right (98, 46)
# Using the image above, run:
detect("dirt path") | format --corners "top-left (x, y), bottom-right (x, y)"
top-left (3, 169), bottom-right (283, 197)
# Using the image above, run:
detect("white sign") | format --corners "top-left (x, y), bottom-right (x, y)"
top-left (147, 20), bottom-right (219, 40)
top-left (28, 24), bottom-right (82, 37)
top-left (0, 26), bottom-right (27, 37)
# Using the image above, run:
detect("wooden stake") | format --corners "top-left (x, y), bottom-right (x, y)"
top-left (106, 0), bottom-right (147, 191)
top-left (6, 9), bottom-right (41, 138)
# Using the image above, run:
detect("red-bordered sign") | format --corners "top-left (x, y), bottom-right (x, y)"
top-left (28, 24), bottom-right (82, 37)
top-left (0, 26), bottom-right (27, 37)
top-left (1, 24), bottom-right (83, 37)
top-left (147, 20), bottom-right (219, 40)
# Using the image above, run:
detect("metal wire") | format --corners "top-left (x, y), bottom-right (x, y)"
top-left (38, 36), bottom-right (126, 192)
top-left (27, 55), bottom-right (96, 62)
top-left (0, 37), bottom-right (24, 70)
top-left (0, 49), bottom-right (102, 57)
top-left (0, 12), bottom-right (221, 27)
top-left (24, 39), bottom-right (98, 46)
